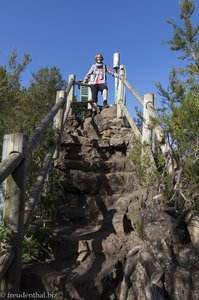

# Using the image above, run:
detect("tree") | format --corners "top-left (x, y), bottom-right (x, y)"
top-left (0, 51), bottom-right (31, 156)
top-left (20, 66), bottom-right (67, 134)
top-left (156, 0), bottom-right (199, 212)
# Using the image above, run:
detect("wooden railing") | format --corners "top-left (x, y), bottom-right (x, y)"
top-left (115, 66), bottom-right (177, 175)
top-left (0, 76), bottom-right (76, 293)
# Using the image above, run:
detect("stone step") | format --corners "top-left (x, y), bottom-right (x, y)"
top-left (62, 169), bottom-right (138, 196)
top-left (58, 135), bottom-right (131, 162)
top-left (21, 252), bottom-right (124, 300)
top-left (55, 157), bottom-right (135, 173)
top-left (52, 196), bottom-right (134, 261)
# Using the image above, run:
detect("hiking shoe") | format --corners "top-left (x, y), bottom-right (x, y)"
top-left (103, 100), bottom-right (109, 108)
top-left (84, 110), bottom-right (92, 118)
top-left (92, 111), bottom-right (97, 117)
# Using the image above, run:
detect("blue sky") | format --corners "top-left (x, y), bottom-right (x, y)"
top-left (0, 0), bottom-right (199, 115)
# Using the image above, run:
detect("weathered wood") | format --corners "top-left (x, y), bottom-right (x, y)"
top-left (146, 100), bottom-right (177, 174)
top-left (66, 74), bottom-right (75, 117)
top-left (53, 90), bottom-right (66, 132)
top-left (142, 93), bottom-right (155, 145)
top-left (0, 248), bottom-right (15, 282)
top-left (71, 100), bottom-right (94, 106)
top-left (120, 77), bottom-right (144, 106)
top-left (24, 145), bottom-right (56, 232)
top-left (117, 65), bottom-right (126, 119)
top-left (63, 98), bottom-right (73, 124)
top-left (0, 153), bottom-right (22, 184)
top-left (118, 100), bottom-right (141, 138)
top-left (1, 133), bottom-right (28, 293)
top-left (74, 81), bottom-right (91, 87)
top-left (53, 90), bottom-right (66, 159)
top-left (28, 78), bottom-right (74, 155)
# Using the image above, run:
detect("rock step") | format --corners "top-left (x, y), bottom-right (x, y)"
top-left (55, 158), bottom-right (135, 173)
top-left (21, 252), bottom-right (124, 300)
top-left (52, 195), bottom-right (135, 261)
top-left (58, 139), bottom-right (130, 162)
top-left (63, 170), bottom-right (138, 195)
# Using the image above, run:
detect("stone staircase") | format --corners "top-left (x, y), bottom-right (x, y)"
top-left (21, 105), bottom-right (147, 299)
top-left (20, 105), bottom-right (199, 300)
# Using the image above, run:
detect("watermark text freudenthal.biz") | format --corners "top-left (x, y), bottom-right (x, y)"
top-left (0, 292), bottom-right (57, 298)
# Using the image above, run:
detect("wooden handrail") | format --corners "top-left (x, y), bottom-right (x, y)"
top-left (0, 153), bottom-right (22, 184)
top-left (118, 100), bottom-right (141, 137)
top-left (23, 143), bottom-right (57, 232)
top-left (74, 81), bottom-right (87, 87)
top-left (0, 76), bottom-right (75, 293)
top-left (120, 77), bottom-right (144, 106)
top-left (27, 78), bottom-right (74, 155)
top-left (0, 248), bottom-right (15, 281)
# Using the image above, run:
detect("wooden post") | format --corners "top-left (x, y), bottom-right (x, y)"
top-left (1, 133), bottom-right (28, 293)
top-left (142, 93), bottom-right (155, 145)
top-left (141, 93), bottom-right (156, 171)
top-left (117, 65), bottom-right (126, 119)
top-left (66, 74), bottom-right (75, 117)
top-left (53, 90), bottom-right (66, 159)
top-left (113, 53), bottom-right (120, 104)
top-left (142, 94), bottom-right (176, 174)
top-left (0, 184), bottom-right (3, 225)
top-left (87, 86), bottom-right (92, 110)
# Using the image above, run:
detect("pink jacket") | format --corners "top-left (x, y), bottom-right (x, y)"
top-left (84, 63), bottom-right (118, 84)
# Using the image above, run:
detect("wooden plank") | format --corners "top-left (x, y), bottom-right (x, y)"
top-left (146, 101), bottom-right (177, 174)
top-left (53, 91), bottom-right (66, 159)
top-left (71, 101), bottom-right (94, 106)
top-left (0, 153), bottom-right (22, 184)
top-left (142, 93), bottom-right (154, 145)
top-left (66, 74), bottom-right (75, 117)
top-left (117, 65), bottom-right (126, 118)
top-left (23, 145), bottom-right (56, 232)
top-left (120, 77), bottom-right (144, 106)
top-left (28, 78), bottom-right (74, 155)
top-left (118, 100), bottom-right (141, 138)
top-left (0, 248), bottom-right (15, 282)
top-left (1, 133), bottom-right (28, 293)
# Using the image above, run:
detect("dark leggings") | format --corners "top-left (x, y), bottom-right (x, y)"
top-left (91, 83), bottom-right (108, 103)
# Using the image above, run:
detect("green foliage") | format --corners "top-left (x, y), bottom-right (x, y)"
top-left (155, 0), bottom-right (199, 213)
top-left (129, 138), bottom-right (174, 205)
top-left (22, 219), bottom-right (53, 262)
top-left (27, 66), bottom-right (67, 130)
top-left (167, 0), bottom-right (199, 64)
top-left (23, 169), bottom-right (65, 261)
top-left (36, 168), bottom-right (65, 222)
top-left (0, 51), bottom-right (31, 156)
top-left (0, 53), bottom-right (67, 160)
top-left (0, 50), bottom-right (67, 261)
top-left (22, 235), bottom-right (40, 262)
top-left (129, 139), bottom-right (151, 182)
top-left (0, 226), bottom-right (13, 250)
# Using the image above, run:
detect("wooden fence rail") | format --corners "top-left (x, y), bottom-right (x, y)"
top-left (27, 78), bottom-right (74, 155)
top-left (0, 75), bottom-right (74, 294)
top-left (0, 248), bottom-right (15, 282)
top-left (117, 70), bottom-right (177, 175)
top-left (0, 153), bottom-right (22, 184)
top-left (24, 144), bottom-right (57, 232)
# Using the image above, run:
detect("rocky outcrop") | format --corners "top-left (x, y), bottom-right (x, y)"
top-left (21, 105), bottom-right (199, 300)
